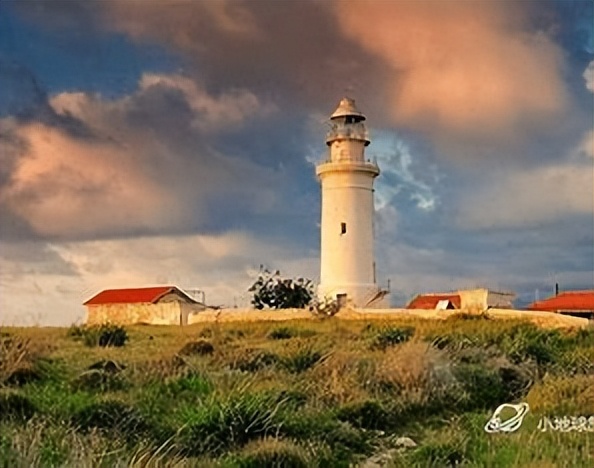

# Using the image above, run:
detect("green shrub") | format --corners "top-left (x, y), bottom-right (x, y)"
top-left (72, 399), bottom-right (150, 440)
top-left (268, 327), bottom-right (297, 340)
top-left (0, 392), bottom-right (37, 422)
top-left (280, 411), bottom-right (371, 465)
top-left (230, 439), bottom-right (311, 468)
top-left (179, 392), bottom-right (287, 455)
top-left (233, 350), bottom-right (280, 372)
top-left (71, 369), bottom-right (129, 392)
top-left (370, 326), bottom-right (415, 350)
top-left (497, 324), bottom-right (564, 367)
top-left (280, 348), bottom-right (323, 373)
top-left (73, 324), bottom-right (129, 347)
top-left (336, 399), bottom-right (393, 430)
top-left (411, 441), bottom-right (466, 467)
top-left (166, 374), bottom-right (213, 398)
top-left (66, 324), bottom-right (86, 339)
top-left (178, 340), bottom-right (214, 356)
top-left (454, 364), bottom-right (508, 410)
top-left (572, 327), bottom-right (594, 346)
top-left (0, 433), bottom-right (17, 468)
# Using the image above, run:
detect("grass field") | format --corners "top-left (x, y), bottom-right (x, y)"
top-left (1, 315), bottom-right (593, 467)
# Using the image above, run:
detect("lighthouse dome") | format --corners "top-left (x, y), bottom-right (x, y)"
top-left (330, 97), bottom-right (366, 121)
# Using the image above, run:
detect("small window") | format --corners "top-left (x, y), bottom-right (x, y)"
top-left (340, 222), bottom-right (346, 235)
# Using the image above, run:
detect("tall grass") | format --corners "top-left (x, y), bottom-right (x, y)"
top-left (0, 319), bottom-right (592, 467)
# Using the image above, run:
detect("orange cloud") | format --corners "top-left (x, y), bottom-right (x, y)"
top-left (333, 0), bottom-right (569, 145)
top-left (0, 121), bottom-right (179, 238)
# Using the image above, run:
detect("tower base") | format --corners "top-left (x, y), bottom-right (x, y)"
top-left (318, 283), bottom-right (389, 308)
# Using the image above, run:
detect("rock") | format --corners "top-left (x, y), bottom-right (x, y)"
top-left (395, 436), bottom-right (417, 448)
top-left (359, 449), bottom-right (399, 468)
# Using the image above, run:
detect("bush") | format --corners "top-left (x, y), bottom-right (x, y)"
top-left (71, 369), bottom-right (129, 392)
top-left (249, 268), bottom-right (314, 309)
top-left (72, 399), bottom-right (150, 440)
top-left (230, 439), bottom-right (312, 468)
top-left (0, 392), bottom-right (37, 422)
top-left (233, 350), bottom-right (280, 372)
top-left (497, 324), bottom-right (564, 367)
top-left (178, 340), bottom-right (214, 356)
top-left (336, 400), bottom-right (393, 430)
top-left (280, 412), bottom-right (372, 464)
top-left (411, 441), bottom-right (465, 467)
top-left (166, 374), bottom-right (213, 398)
top-left (370, 326), bottom-right (415, 350)
top-left (72, 324), bottom-right (129, 348)
top-left (454, 364), bottom-right (508, 410)
top-left (268, 327), bottom-right (296, 340)
top-left (280, 348), bottom-right (323, 373)
top-left (179, 392), bottom-right (288, 455)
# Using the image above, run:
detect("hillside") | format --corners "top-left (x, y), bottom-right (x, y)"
top-left (1, 316), bottom-right (593, 467)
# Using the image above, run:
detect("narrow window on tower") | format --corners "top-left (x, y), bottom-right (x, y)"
top-left (340, 222), bottom-right (347, 235)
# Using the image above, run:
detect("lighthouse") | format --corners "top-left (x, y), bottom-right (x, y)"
top-left (316, 98), bottom-right (384, 308)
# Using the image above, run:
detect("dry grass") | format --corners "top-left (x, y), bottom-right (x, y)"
top-left (310, 350), bottom-right (368, 405)
top-left (526, 374), bottom-right (594, 414)
top-left (372, 340), bottom-right (454, 401)
top-left (1, 319), bottom-right (593, 468)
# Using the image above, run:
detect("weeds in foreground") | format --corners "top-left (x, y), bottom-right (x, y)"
top-left (68, 324), bottom-right (129, 348)
top-left (1, 320), bottom-right (592, 468)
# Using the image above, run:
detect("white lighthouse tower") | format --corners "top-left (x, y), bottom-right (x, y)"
top-left (316, 98), bottom-right (385, 308)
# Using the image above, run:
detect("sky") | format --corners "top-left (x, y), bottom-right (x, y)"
top-left (0, 0), bottom-right (593, 326)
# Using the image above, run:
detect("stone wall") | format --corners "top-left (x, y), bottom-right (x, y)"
top-left (188, 308), bottom-right (312, 324)
top-left (87, 304), bottom-right (588, 329)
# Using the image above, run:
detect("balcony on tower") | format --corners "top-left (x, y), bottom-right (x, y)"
top-left (325, 121), bottom-right (369, 147)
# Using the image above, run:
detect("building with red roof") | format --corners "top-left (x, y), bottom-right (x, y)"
top-left (407, 293), bottom-right (461, 310)
top-left (84, 286), bottom-right (205, 325)
top-left (406, 288), bottom-right (515, 312)
top-left (528, 290), bottom-right (594, 319)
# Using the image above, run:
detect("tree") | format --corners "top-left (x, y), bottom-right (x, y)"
top-left (248, 267), bottom-right (314, 309)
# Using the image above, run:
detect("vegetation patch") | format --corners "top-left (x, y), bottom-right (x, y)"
top-left (71, 369), bottom-right (129, 393)
top-left (68, 324), bottom-right (129, 347)
top-left (232, 349), bottom-right (280, 372)
top-left (178, 392), bottom-right (288, 456)
top-left (336, 399), bottom-right (393, 431)
top-left (0, 392), bottom-right (37, 422)
top-left (228, 438), bottom-right (313, 468)
top-left (72, 399), bottom-right (151, 441)
top-left (369, 326), bottom-right (415, 350)
top-left (1, 320), bottom-right (592, 467)
top-left (178, 340), bottom-right (215, 356)
top-left (280, 348), bottom-right (323, 373)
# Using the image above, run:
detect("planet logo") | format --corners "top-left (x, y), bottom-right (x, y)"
top-left (484, 403), bottom-right (530, 433)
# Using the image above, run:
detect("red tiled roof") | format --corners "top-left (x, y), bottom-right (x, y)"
top-left (406, 293), bottom-right (461, 309)
top-left (84, 286), bottom-right (197, 305)
top-left (527, 290), bottom-right (594, 312)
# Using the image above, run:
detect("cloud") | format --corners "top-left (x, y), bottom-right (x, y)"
top-left (373, 133), bottom-right (439, 211)
top-left (137, 74), bottom-right (277, 131)
top-left (456, 130), bottom-right (593, 228)
top-left (585, 59), bottom-right (594, 92)
top-left (332, 0), bottom-right (571, 155)
top-left (0, 73), bottom-right (282, 239)
top-left (0, 231), bottom-right (318, 325)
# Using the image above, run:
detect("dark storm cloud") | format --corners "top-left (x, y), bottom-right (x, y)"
top-left (2, 0), bottom-right (592, 323)
top-left (0, 70), bottom-right (314, 244)
top-left (11, 0), bottom-right (591, 166)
